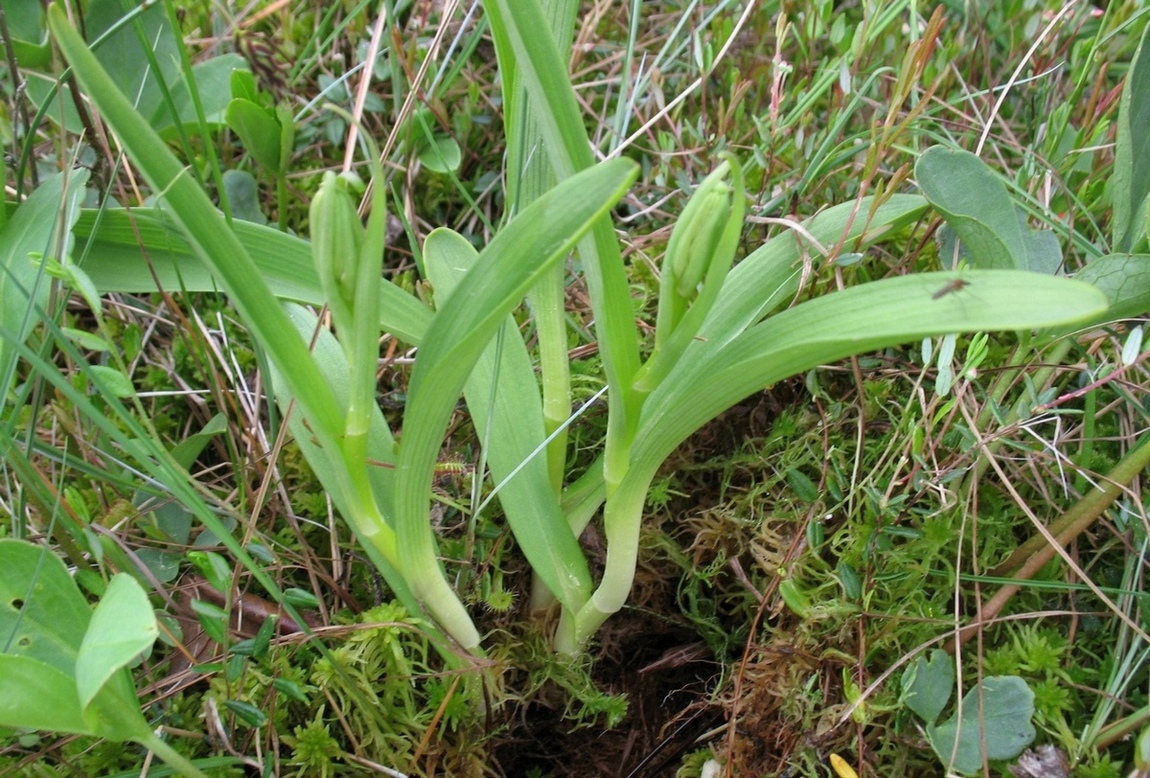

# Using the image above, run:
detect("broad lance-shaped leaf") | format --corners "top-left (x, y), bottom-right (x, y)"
top-left (698, 194), bottom-right (929, 348)
top-left (485, 0), bottom-right (645, 495)
top-left (0, 169), bottom-right (88, 400)
top-left (394, 157), bottom-right (637, 647)
top-left (266, 302), bottom-right (442, 638)
top-left (568, 270), bottom-right (1110, 647)
top-left (71, 207), bottom-right (431, 347)
top-left (637, 270), bottom-right (1109, 472)
top-left (424, 228), bottom-right (592, 613)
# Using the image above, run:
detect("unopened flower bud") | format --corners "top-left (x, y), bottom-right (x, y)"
top-left (665, 161), bottom-right (734, 302)
top-left (311, 170), bottom-right (365, 318)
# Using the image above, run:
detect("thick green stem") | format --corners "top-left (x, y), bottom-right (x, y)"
top-left (564, 468), bottom-right (653, 651)
top-left (531, 268), bottom-right (571, 493)
top-left (339, 443), bottom-right (397, 561)
top-left (990, 430), bottom-right (1150, 577)
top-left (137, 731), bottom-right (211, 778)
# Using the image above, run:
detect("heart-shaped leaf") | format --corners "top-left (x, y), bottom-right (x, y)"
top-left (927, 676), bottom-right (1036, 774)
top-left (901, 649), bottom-right (954, 725)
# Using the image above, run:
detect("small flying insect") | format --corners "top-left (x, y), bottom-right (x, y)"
top-left (932, 278), bottom-right (971, 300)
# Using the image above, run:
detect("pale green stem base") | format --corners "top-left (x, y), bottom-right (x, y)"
top-left (557, 472), bottom-right (650, 653)
top-left (137, 730), bottom-right (211, 778)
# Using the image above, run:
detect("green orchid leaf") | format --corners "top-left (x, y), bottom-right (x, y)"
top-left (0, 168), bottom-right (89, 400)
top-left (702, 194), bottom-right (928, 348)
top-left (269, 303), bottom-right (398, 519)
top-left (267, 303), bottom-right (442, 643)
top-left (425, 228), bottom-right (591, 612)
top-left (1113, 22), bottom-right (1150, 253)
top-left (640, 270), bottom-right (1108, 472)
top-left (71, 207), bottom-right (431, 346)
top-left (394, 157), bottom-right (637, 644)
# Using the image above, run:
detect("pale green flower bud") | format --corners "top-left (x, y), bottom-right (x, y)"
top-left (665, 160), bottom-right (734, 302)
top-left (636, 156), bottom-right (743, 394)
top-left (311, 170), bottom-right (365, 320)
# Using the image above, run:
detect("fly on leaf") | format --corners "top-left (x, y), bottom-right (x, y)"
top-left (932, 278), bottom-right (971, 300)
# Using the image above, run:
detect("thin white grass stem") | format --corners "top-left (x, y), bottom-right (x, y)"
top-left (975, 1), bottom-right (1079, 156)
top-left (605, 0), bottom-right (759, 160)
top-left (474, 385), bottom-right (608, 518)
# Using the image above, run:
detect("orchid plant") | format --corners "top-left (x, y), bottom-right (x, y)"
top-left (35, 0), bottom-right (1109, 663)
